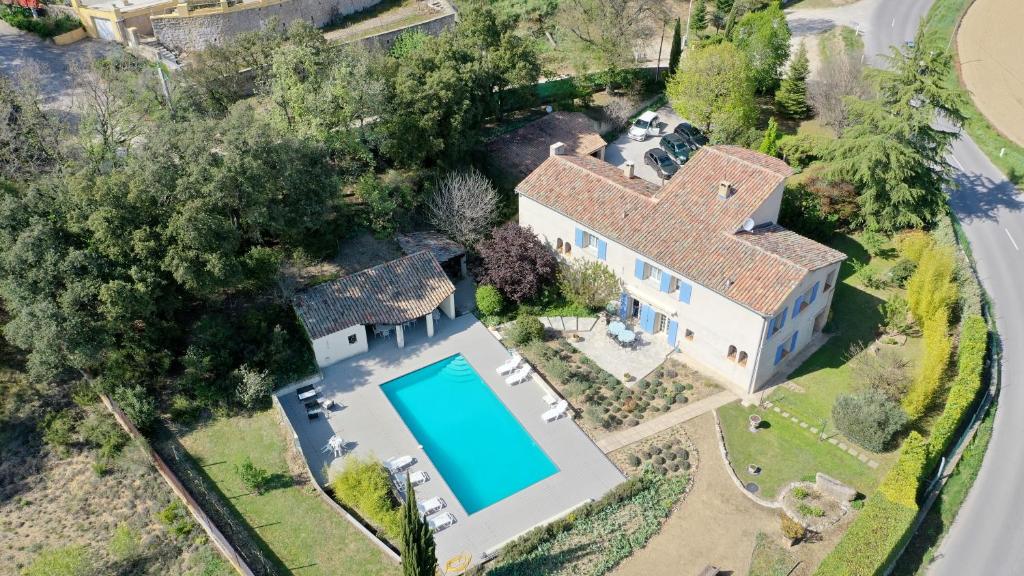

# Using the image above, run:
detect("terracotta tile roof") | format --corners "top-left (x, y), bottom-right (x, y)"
top-left (396, 231), bottom-right (465, 263)
top-left (516, 146), bottom-right (846, 315)
top-left (486, 111), bottom-right (607, 181)
top-left (294, 251), bottom-right (455, 339)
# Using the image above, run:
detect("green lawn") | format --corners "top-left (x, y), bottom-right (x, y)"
top-left (719, 402), bottom-right (883, 500)
top-left (748, 532), bottom-right (799, 576)
top-left (179, 410), bottom-right (399, 576)
top-left (767, 234), bottom-right (922, 450)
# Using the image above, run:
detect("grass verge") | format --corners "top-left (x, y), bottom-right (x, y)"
top-left (922, 0), bottom-right (1024, 184)
top-left (718, 402), bottom-right (884, 500)
top-left (748, 531), bottom-right (799, 576)
top-left (890, 402), bottom-right (995, 575)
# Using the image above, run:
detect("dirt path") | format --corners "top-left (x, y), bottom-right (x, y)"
top-left (612, 412), bottom-right (778, 576)
top-left (957, 0), bottom-right (1024, 147)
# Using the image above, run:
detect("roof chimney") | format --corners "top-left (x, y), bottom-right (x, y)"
top-left (623, 161), bottom-right (635, 179)
top-left (550, 142), bottom-right (566, 157)
top-left (718, 180), bottom-right (734, 200)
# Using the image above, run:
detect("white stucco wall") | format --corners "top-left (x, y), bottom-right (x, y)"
top-left (311, 324), bottom-right (368, 368)
top-left (518, 193), bottom-right (841, 395)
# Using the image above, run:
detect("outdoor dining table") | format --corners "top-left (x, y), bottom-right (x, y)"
top-left (607, 321), bottom-right (626, 335)
top-left (617, 330), bottom-right (636, 346)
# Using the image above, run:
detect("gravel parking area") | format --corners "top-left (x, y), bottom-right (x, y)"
top-left (604, 105), bottom-right (688, 186)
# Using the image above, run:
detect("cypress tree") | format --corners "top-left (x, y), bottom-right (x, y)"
top-left (723, 3), bottom-right (739, 39)
top-left (668, 18), bottom-right (682, 75)
top-left (776, 41), bottom-right (811, 118)
top-left (713, 0), bottom-right (733, 30)
top-left (400, 475), bottom-right (437, 576)
top-left (758, 117), bottom-right (780, 156)
top-left (691, 0), bottom-right (708, 34)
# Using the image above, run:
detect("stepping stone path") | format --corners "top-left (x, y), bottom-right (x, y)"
top-left (763, 401), bottom-right (881, 469)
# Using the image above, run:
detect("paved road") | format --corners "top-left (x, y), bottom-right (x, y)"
top-left (789, 1), bottom-right (1024, 574)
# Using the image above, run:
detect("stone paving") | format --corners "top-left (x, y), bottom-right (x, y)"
top-left (597, 390), bottom-right (737, 453)
top-left (762, 400), bottom-right (880, 469)
top-left (570, 317), bottom-right (674, 383)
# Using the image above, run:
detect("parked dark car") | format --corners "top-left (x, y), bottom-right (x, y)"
top-left (673, 122), bottom-right (708, 149)
top-left (659, 134), bottom-right (691, 165)
top-left (644, 148), bottom-right (678, 180)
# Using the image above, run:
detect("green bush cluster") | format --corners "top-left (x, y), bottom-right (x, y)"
top-left (926, 315), bottom-right (988, 465)
top-left (832, 390), bottom-right (908, 452)
top-left (902, 309), bottom-right (953, 420)
top-left (0, 6), bottom-right (81, 39)
top-left (877, 431), bottom-right (928, 509)
top-left (476, 284), bottom-right (505, 317)
top-left (330, 455), bottom-right (401, 540)
top-left (508, 314), bottom-right (545, 345)
top-left (813, 493), bottom-right (917, 576)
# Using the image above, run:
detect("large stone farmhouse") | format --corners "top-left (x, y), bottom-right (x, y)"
top-left (517, 142), bottom-right (846, 395)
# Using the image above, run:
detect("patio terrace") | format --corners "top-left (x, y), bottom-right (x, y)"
top-left (569, 316), bottom-right (675, 383)
top-left (275, 313), bottom-right (624, 568)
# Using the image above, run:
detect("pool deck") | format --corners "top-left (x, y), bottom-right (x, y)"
top-left (276, 314), bottom-right (625, 567)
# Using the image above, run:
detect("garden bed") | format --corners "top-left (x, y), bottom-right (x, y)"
top-left (519, 337), bottom-right (719, 439)
top-left (485, 469), bottom-right (689, 576)
top-left (608, 424), bottom-right (696, 478)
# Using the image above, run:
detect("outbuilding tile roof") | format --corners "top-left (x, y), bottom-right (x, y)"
top-left (486, 111), bottom-right (607, 181)
top-left (516, 146), bottom-right (845, 315)
top-left (294, 251), bottom-right (455, 339)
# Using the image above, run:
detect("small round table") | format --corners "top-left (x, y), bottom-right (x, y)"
top-left (617, 330), bottom-right (636, 346)
top-left (607, 321), bottom-right (626, 336)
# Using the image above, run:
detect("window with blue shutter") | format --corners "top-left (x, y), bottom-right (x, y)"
top-left (597, 239), bottom-right (607, 260)
top-left (792, 296), bottom-right (803, 319)
top-left (667, 320), bottom-right (679, 346)
top-left (790, 331), bottom-right (799, 352)
top-left (634, 259), bottom-right (645, 279)
top-left (574, 228), bottom-right (585, 248)
top-left (640, 304), bottom-right (656, 332)
top-left (774, 344), bottom-right (784, 365)
top-left (779, 308), bottom-right (787, 330)
top-left (809, 282), bottom-right (820, 304)
top-left (678, 281), bottom-right (693, 304)
top-left (618, 293), bottom-right (629, 319)
top-left (766, 317), bottom-right (776, 340)
top-left (659, 273), bottom-right (672, 292)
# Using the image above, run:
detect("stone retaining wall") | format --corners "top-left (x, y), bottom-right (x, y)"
top-left (354, 10), bottom-right (454, 50)
top-left (151, 0), bottom-right (378, 53)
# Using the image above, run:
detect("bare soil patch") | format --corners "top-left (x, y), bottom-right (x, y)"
top-left (957, 0), bottom-right (1024, 146)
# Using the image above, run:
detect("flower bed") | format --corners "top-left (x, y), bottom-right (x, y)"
top-left (609, 425), bottom-right (696, 478)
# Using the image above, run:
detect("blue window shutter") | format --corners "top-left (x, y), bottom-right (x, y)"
top-left (779, 308), bottom-right (787, 330)
top-left (810, 282), bottom-right (820, 304)
top-left (792, 297), bottom-right (803, 319)
top-left (766, 317), bottom-right (776, 338)
top-left (597, 239), bottom-right (607, 260)
top-left (634, 259), bottom-right (645, 279)
top-left (643, 306), bottom-right (656, 332)
top-left (774, 344), bottom-right (784, 365)
top-left (678, 281), bottom-right (693, 304)
top-left (790, 331), bottom-right (799, 351)
top-left (659, 273), bottom-right (672, 292)
top-left (618, 293), bottom-right (629, 319)
top-left (667, 320), bottom-right (678, 346)
top-left (574, 228), bottom-right (585, 248)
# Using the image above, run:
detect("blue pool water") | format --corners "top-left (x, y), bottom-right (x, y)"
top-left (381, 354), bottom-right (558, 514)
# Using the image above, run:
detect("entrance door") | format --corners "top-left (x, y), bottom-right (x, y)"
top-left (93, 17), bottom-right (117, 41)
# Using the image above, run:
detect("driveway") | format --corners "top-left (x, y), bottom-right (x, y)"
top-left (604, 105), bottom-right (688, 187)
top-left (0, 19), bottom-right (118, 111)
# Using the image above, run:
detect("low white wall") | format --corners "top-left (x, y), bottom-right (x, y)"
top-left (311, 324), bottom-right (368, 368)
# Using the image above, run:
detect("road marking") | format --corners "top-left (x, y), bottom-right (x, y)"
top-left (1005, 228), bottom-right (1020, 251)
top-left (891, 18), bottom-right (896, 28)
top-left (950, 154), bottom-right (965, 171)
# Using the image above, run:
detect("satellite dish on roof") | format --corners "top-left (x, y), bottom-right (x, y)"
top-left (742, 218), bottom-right (755, 232)
top-left (545, 105), bottom-right (553, 113)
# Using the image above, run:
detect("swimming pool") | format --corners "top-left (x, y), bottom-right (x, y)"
top-left (381, 354), bottom-right (558, 514)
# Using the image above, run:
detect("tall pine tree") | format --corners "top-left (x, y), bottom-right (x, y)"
top-left (690, 0), bottom-right (708, 34)
top-left (713, 0), bottom-right (733, 30)
top-left (776, 41), bottom-right (810, 118)
top-left (668, 18), bottom-right (682, 75)
top-left (401, 475), bottom-right (437, 576)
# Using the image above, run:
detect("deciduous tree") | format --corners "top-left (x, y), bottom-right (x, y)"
top-left (477, 223), bottom-right (558, 303)
top-left (427, 168), bottom-right (499, 246)
top-left (666, 42), bottom-right (757, 142)
top-left (732, 1), bottom-right (790, 93)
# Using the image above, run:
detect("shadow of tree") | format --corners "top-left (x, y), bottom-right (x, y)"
top-left (948, 163), bottom-right (1024, 223)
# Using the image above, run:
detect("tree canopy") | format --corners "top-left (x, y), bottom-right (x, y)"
top-left (666, 42), bottom-right (757, 142)
top-left (775, 40), bottom-right (810, 118)
top-left (731, 1), bottom-right (790, 93)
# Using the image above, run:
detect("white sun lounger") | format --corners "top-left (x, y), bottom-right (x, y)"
top-left (505, 366), bottom-right (532, 386)
top-left (408, 470), bottom-right (429, 486)
top-left (385, 455), bottom-right (415, 473)
top-left (418, 496), bottom-right (446, 516)
top-left (495, 352), bottom-right (523, 375)
top-left (542, 391), bottom-right (560, 406)
top-left (428, 512), bottom-right (456, 532)
top-left (542, 400), bottom-right (569, 422)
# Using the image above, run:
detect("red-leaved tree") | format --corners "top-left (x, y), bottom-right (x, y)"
top-left (477, 222), bottom-right (557, 303)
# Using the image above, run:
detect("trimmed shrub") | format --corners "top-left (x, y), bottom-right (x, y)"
top-left (903, 309), bottom-right (953, 420)
top-left (476, 284), bottom-right (505, 317)
top-left (907, 245), bottom-right (958, 324)
top-left (888, 258), bottom-right (917, 287)
top-left (927, 315), bottom-right (988, 464)
top-left (877, 431), bottom-right (928, 508)
top-left (508, 315), bottom-right (545, 345)
top-left (897, 230), bottom-right (934, 263)
top-left (832, 390), bottom-right (908, 452)
top-left (627, 454), bottom-right (641, 467)
top-left (331, 455), bottom-right (401, 540)
top-left (813, 494), bottom-right (917, 576)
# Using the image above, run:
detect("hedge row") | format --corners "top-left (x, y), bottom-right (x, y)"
top-left (902, 309), bottom-right (953, 420)
top-left (906, 245), bottom-right (957, 324)
top-left (813, 493), bottom-right (918, 576)
top-left (926, 315), bottom-right (988, 465)
top-left (877, 431), bottom-right (928, 509)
